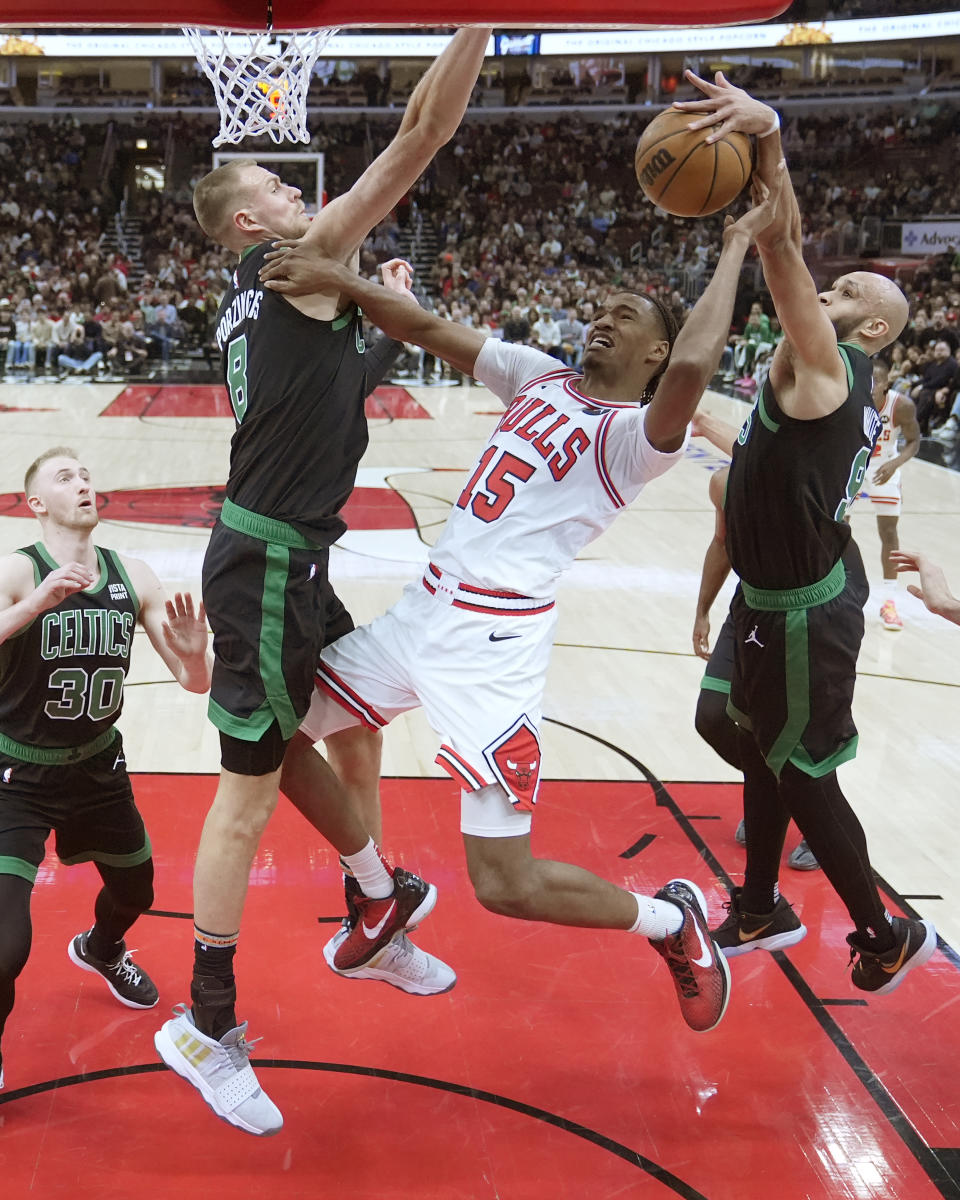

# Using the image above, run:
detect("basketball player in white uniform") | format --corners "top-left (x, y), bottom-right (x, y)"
top-left (855, 360), bottom-right (920, 630)
top-left (259, 171), bottom-right (785, 1035)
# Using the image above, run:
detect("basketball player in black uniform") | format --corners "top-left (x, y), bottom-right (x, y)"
top-left (691, 414), bottom-right (825, 875)
top-left (0, 447), bottom-right (211, 1091)
top-left (677, 73), bottom-right (937, 994)
top-left (154, 28), bottom-right (493, 1137)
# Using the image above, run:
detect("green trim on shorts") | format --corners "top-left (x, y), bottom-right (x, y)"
top-left (206, 541), bottom-right (301, 742)
top-left (789, 733), bottom-right (859, 778)
top-left (0, 855), bottom-right (38, 883)
top-left (764, 607), bottom-right (811, 779)
top-left (700, 674), bottom-right (731, 694)
top-left (208, 695), bottom-right (278, 740)
top-left (0, 725), bottom-right (118, 765)
top-left (741, 559), bottom-right (845, 612)
top-left (59, 833), bottom-right (153, 869)
top-left (260, 543), bottom-right (300, 739)
top-left (220, 496), bottom-right (324, 550)
top-left (725, 698), bottom-right (753, 730)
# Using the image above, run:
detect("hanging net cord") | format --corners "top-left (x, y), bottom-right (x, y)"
top-left (183, 27), bottom-right (338, 147)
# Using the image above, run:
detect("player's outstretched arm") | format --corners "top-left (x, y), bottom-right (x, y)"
top-left (262, 251), bottom-right (487, 376)
top-left (0, 553), bottom-right (93, 647)
top-left (303, 28), bottom-right (491, 259)
top-left (691, 410), bottom-right (740, 458)
top-left (125, 558), bottom-right (212, 693)
top-left (693, 468), bottom-right (732, 659)
top-left (644, 169), bottom-right (783, 452)
top-left (676, 71), bottom-right (843, 398)
top-left (889, 551), bottom-right (960, 625)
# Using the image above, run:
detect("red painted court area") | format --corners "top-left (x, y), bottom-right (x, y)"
top-left (99, 384), bottom-right (431, 420)
top-left (1, 776), bottom-right (957, 1199)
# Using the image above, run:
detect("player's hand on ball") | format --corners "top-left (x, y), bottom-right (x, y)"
top-left (674, 70), bottom-right (779, 143)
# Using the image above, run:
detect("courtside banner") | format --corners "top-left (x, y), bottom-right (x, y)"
top-left (900, 222), bottom-right (960, 255)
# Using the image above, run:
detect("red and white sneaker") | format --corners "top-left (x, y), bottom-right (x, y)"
top-left (324, 928), bottom-right (456, 995)
top-left (649, 879), bottom-right (731, 1033)
top-left (880, 599), bottom-right (903, 631)
top-left (333, 867), bottom-right (437, 971)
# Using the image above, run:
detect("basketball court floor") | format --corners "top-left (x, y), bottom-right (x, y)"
top-left (0, 374), bottom-right (957, 1199)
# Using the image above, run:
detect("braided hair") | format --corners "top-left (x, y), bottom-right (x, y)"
top-left (637, 292), bottom-right (681, 405)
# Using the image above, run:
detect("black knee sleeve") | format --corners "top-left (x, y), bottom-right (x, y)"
top-left (694, 688), bottom-right (743, 770)
top-left (220, 721), bottom-right (288, 775)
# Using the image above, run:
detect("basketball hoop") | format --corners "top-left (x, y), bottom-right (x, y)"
top-left (183, 26), bottom-right (338, 147)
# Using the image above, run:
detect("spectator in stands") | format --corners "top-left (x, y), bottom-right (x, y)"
top-left (531, 305), bottom-right (563, 360)
top-left (0, 299), bottom-right (14, 362)
top-left (57, 307), bottom-right (104, 377)
top-left (557, 305), bottom-right (586, 367)
top-left (29, 305), bottom-right (59, 374)
top-left (145, 290), bottom-right (181, 364)
top-left (6, 301), bottom-right (33, 372)
top-left (911, 339), bottom-right (959, 433)
top-left (501, 303), bottom-right (530, 344)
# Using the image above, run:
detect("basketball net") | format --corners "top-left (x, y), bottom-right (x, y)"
top-left (183, 27), bottom-right (338, 146)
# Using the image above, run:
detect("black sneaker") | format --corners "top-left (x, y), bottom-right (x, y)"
top-left (649, 879), bottom-right (731, 1033)
top-left (68, 931), bottom-right (159, 1009)
top-left (847, 916), bottom-right (937, 997)
top-left (711, 888), bottom-right (807, 958)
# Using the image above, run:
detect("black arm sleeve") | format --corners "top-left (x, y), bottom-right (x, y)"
top-left (364, 334), bottom-right (405, 397)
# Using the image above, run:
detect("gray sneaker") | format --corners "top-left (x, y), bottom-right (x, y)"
top-left (787, 839), bottom-right (820, 871)
top-left (324, 927), bottom-right (456, 996)
top-left (154, 1005), bottom-right (282, 1136)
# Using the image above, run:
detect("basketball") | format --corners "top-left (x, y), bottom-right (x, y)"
top-left (635, 109), bottom-right (752, 218)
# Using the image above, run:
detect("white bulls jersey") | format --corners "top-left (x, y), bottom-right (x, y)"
top-left (871, 387), bottom-right (901, 468)
top-left (858, 386), bottom-right (903, 512)
top-left (430, 340), bottom-right (686, 598)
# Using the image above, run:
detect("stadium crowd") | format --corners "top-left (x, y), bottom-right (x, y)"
top-left (1, 96), bottom-right (959, 462)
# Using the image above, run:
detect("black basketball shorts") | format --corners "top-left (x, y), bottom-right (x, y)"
top-left (203, 520), bottom-right (354, 745)
top-left (0, 735), bottom-right (150, 885)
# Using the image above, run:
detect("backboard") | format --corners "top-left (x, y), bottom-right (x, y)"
top-left (0, 1), bottom-right (791, 31)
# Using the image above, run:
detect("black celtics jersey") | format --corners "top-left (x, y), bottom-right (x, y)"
top-left (725, 343), bottom-right (880, 590)
top-left (214, 242), bottom-right (370, 545)
top-left (0, 544), bottom-right (139, 750)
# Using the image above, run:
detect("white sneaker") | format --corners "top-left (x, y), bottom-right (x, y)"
top-left (154, 1005), bottom-right (282, 1136)
top-left (323, 928), bottom-right (456, 996)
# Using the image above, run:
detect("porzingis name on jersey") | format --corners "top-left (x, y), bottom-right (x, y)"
top-left (40, 608), bottom-right (134, 661)
top-left (215, 288), bottom-right (264, 351)
top-left (495, 394), bottom-right (591, 479)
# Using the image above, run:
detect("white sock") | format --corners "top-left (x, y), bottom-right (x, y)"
top-left (628, 892), bottom-right (684, 939)
top-left (340, 838), bottom-right (393, 899)
top-left (881, 576), bottom-right (899, 602)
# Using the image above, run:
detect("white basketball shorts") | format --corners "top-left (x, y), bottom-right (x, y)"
top-left (857, 463), bottom-right (901, 516)
top-left (300, 569), bottom-right (558, 836)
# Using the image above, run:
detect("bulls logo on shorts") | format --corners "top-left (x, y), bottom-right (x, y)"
top-left (485, 716), bottom-right (542, 812)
